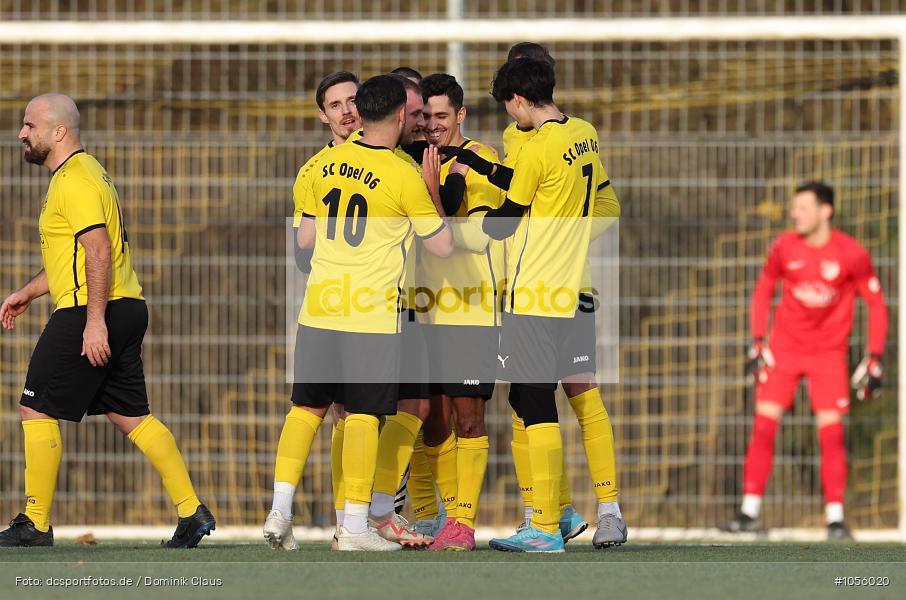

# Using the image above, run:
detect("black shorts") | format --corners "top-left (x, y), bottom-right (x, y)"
top-left (427, 325), bottom-right (498, 399)
top-left (398, 309), bottom-right (430, 400)
top-left (293, 324), bottom-right (399, 415)
top-left (497, 304), bottom-right (597, 390)
top-left (21, 298), bottom-right (150, 422)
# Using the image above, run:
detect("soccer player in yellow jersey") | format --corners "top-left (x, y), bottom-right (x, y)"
top-left (357, 74), bottom-right (444, 548)
top-left (291, 71), bottom-right (362, 232)
top-left (266, 71), bottom-right (361, 551)
top-left (0, 94), bottom-right (213, 548)
top-left (498, 42), bottom-right (628, 549)
top-left (408, 73), bottom-right (504, 551)
top-left (268, 75), bottom-right (452, 552)
top-left (445, 57), bottom-right (616, 552)
top-left (387, 67), bottom-right (443, 525)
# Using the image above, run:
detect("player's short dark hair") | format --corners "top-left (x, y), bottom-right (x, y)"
top-left (491, 58), bottom-right (555, 105)
top-left (355, 75), bottom-right (407, 122)
top-left (420, 73), bottom-right (464, 111)
top-left (315, 71), bottom-right (359, 110)
top-left (507, 42), bottom-right (556, 67)
top-left (391, 66), bottom-right (423, 81)
top-left (388, 73), bottom-right (422, 95)
top-left (796, 180), bottom-right (835, 210)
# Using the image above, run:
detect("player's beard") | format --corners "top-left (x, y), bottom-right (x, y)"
top-left (400, 123), bottom-right (421, 146)
top-left (23, 140), bottom-right (50, 165)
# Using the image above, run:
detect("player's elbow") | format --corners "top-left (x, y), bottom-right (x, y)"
top-left (424, 226), bottom-right (454, 258)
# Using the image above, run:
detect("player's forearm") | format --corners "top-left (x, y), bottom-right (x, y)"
top-left (750, 275), bottom-right (777, 339)
top-left (591, 187), bottom-right (621, 240)
top-left (440, 173), bottom-right (466, 215)
top-left (20, 269), bottom-right (49, 300)
top-left (84, 241), bottom-right (111, 323)
top-left (439, 146), bottom-right (512, 190)
top-left (482, 198), bottom-right (525, 240)
top-left (487, 164), bottom-right (513, 191)
top-left (865, 297), bottom-right (889, 356)
top-left (430, 186), bottom-right (447, 218)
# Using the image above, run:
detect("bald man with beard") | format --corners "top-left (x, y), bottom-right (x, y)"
top-left (0, 94), bottom-right (215, 548)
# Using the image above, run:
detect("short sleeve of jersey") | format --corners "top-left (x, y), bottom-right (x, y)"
top-left (507, 139), bottom-right (545, 207)
top-left (291, 165), bottom-right (313, 225)
top-left (59, 175), bottom-right (106, 236)
top-left (399, 168), bottom-right (444, 238)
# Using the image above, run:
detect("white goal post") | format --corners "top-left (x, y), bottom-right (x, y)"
top-left (0, 15), bottom-right (902, 541)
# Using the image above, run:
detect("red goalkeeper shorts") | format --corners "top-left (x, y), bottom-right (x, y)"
top-left (755, 346), bottom-right (851, 413)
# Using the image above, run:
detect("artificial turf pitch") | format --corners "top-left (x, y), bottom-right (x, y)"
top-left (1, 542), bottom-right (903, 600)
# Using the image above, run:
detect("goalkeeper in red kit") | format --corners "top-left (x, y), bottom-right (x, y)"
top-left (721, 181), bottom-right (888, 540)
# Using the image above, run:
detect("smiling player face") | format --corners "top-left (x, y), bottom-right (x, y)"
top-left (318, 81), bottom-right (361, 142)
top-left (423, 94), bottom-right (465, 148)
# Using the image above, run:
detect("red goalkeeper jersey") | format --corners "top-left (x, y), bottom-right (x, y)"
top-left (751, 230), bottom-right (888, 355)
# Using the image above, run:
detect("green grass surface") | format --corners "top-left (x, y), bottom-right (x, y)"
top-left (0, 542), bottom-right (903, 600)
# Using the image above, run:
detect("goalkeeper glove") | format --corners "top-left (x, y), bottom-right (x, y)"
top-left (440, 146), bottom-right (496, 176)
top-left (745, 337), bottom-right (775, 384)
top-left (851, 354), bottom-right (883, 401)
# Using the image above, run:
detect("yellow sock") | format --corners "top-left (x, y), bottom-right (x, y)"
top-left (526, 423), bottom-right (563, 535)
top-left (128, 415), bottom-right (200, 518)
top-left (373, 412), bottom-right (423, 497)
top-left (568, 387), bottom-right (619, 502)
top-left (23, 419), bottom-right (62, 532)
top-left (424, 432), bottom-right (458, 518)
top-left (273, 406), bottom-right (323, 487)
top-left (342, 414), bottom-right (380, 504)
top-left (455, 435), bottom-right (489, 529)
top-left (559, 449), bottom-right (572, 513)
top-left (331, 419), bottom-right (345, 511)
top-left (409, 431), bottom-right (438, 520)
top-left (510, 413), bottom-right (533, 506)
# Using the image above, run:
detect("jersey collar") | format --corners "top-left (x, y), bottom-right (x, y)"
top-left (52, 148), bottom-right (86, 175)
top-left (353, 140), bottom-right (393, 151)
top-left (539, 114), bottom-right (569, 129)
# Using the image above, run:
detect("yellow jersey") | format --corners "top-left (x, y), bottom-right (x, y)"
top-left (347, 128), bottom-right (422, 308)
top-left (299, 140), bottom-right (444, 334)
top-left (347, 128), bottom-right (420, 170)
top-left (417, 139), bottom-right (505, 327)
top-left (292, 141), bottom-right (335, 227)
top-left (39, 151), bottom-right (143, 309)
top-left (502, 119), bottom-right (620, 301)
top-left (502, 121), bottom-right (537, 167)
top-left (505, 116), bottom-right (609, 318)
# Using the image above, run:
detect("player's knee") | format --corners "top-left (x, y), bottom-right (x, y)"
top-left (562, 376), bottom-right (595, 398)
top-left (399, 398), bottom-right (429, 421)
top-left (107, 412), bottom-right (148, 435)
top-left (422, 411), bottom-right (451, 446)
top-left (816, 410), bottom-right (843, 428)
top-left (454, 410), bottom-right (486, 438)
top-left (20, 405), bottom-right (50, 421)
top-left (754, 400), bottom-right (784, 422)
